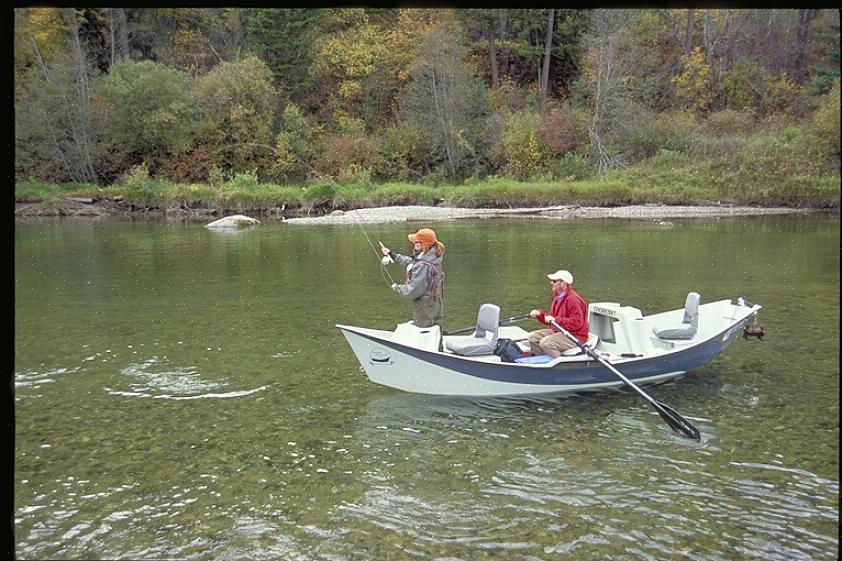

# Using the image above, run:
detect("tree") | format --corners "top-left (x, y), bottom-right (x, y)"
top-left (309, 9), bottom-right (391, 125)
top-left (15, 8), bottom-right (104, 183)
top-left (243, 8), bottom-right (327, 103)
top-left (401, 17), bottom-right (491, 178)
top-left (458, 9), bottom-right (503, 88)
top-left (100, 59), bottom-right (197, 174)
top-left (579, 10), bottom-right (641, 172)
top-left (809, 13), bottom-right (840, 95)
top-left (192, 54), bottom-right (277, 174)
top-left (270, 103), bottom-right (321, 182)
top-left (812, 78), bottom-right (840, 168)
top-left (672, 46), bottom-right (713, 112)
top-left (539, 9), bottom-right (555, 110)
top-left (794, 9), bottom-right (817, 85)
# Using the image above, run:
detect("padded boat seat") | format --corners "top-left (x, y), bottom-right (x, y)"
top-left (443, 303), bottom-right (500, 356)
top-left (652, 292), bottom-right (700, 340)
top-left (560, 332), bottom-right (600, 356)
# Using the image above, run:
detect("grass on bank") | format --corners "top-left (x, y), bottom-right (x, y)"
top-left (15, 152), bottom-right (841, 213)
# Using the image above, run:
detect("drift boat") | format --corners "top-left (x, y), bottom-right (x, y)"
top-left (336, 294), bottom-right (763, 397)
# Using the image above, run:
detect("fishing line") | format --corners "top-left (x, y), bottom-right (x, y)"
top-left (289, 157), bottom-right (397, 288)
top-left (328, 184), bottom-right (397, 288)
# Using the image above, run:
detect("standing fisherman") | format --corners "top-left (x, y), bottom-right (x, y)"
top-left (380, 228), bottom-right (445, 328)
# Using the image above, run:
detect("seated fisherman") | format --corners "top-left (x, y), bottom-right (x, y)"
top-left (527, 269), bottom-right (589, 357)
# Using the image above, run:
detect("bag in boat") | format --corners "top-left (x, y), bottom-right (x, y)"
top-left (494, 338), bottom-right (522, 363)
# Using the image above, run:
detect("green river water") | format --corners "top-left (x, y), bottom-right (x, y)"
top-left (14, 215), bottom-right (839, 560)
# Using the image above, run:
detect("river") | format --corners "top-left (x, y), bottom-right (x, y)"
top-left (14, 215), bottom-right (839, 560)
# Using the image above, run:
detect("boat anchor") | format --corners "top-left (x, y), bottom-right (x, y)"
top-left (742, 318), bottom-right (765, 340)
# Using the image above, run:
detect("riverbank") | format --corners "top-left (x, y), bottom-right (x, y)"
top-left (14, 197), bottom-right (824, 223)
top-left (283, 204), bottom-right (818, 224)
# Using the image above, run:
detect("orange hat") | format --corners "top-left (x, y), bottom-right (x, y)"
top-left (407, 228), bottom-right (438, 245)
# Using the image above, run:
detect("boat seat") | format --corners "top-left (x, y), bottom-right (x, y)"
top-left (560, 332), bottom-right (600, 356)
top-left (652, 292), bottom-right (700, 340)
top-left (443, 303), bottom-right (500, 356)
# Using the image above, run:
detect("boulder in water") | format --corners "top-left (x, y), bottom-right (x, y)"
top-left (205, 214), bottom-right (260, 229)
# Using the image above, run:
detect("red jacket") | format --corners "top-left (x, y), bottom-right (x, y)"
top-left (537, 287), bottom-right (589, 343)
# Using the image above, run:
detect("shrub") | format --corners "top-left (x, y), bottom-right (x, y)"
top-left (620, 110), bottom-right (701, 161)
top-left (312, 132), bottom-right (383, 182)
top-left (158, 146), bottom-right (214, 183)
top-left (489, 79), bottom-right (534, 113)
top-left (549, 153), bottom-right (594, 181)
top-left (383, 122), bottom-right (424, 181)
top-left (721, 58), bottom-right (765, 112)
top-left (117, 163), bottom-right (173, 206)
top-left (812, 79), bottom-right (841, 167)
top-left (500, 111), bottom-right (543, 179)
top-left (704, 110), bottom-right (756, 136)
top-left (760, 74), bottom-right (804, 117)
top-left (223, 170), bottom-right (261, 191)
top-left (537, 104), bottom-right (589, 157)
top-left (739, 125), bottom-right (826, 178)
top-left (672, 47), bottom-right (713, 113)
top-left (269, 103), bottom-right (319, 183)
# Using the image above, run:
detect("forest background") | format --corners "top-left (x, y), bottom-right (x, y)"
top-left (13, 8), bottom-right (841, 213)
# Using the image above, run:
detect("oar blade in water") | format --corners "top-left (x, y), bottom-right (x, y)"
top-left (655, 402), bottom-right (701, 441)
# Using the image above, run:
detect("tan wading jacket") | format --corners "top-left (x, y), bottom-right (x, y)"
top-left (391, 250), bottom-right (444, 328)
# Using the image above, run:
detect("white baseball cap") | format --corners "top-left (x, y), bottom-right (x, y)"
top-left (547, 269), bottom-right (574, 284)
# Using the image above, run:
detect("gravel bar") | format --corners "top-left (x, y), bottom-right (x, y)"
top-left (284, 204), bottom-right (811, 225)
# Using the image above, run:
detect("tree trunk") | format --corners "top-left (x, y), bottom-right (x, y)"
top-left (499, 13), bottom-right (509, 79)
top-left (684, 9), bottom-right (694, 56)
top-left (794, 8), bottom-right (817, 85)
top-left (116, 8), bottom-right (130, 61)
top-left (488, 21), bottom-right (499, 88)
top-left (540, 8), bottom-right (555, 110)
top-left (67, 21), bottom-right (98, 182)
top-left (108, 9), bottom-right (115, 69)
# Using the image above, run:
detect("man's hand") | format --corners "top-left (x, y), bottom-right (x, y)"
top-left (529, 309), bottom-right (541, 319)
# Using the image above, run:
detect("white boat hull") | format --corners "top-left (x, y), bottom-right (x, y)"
top-left (337, 298), bottom-right (761, 397)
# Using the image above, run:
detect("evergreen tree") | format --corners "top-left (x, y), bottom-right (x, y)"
top-left (810, 20), bottom-right (840, 95)
top-left (242, 9), bottom-right (326, 103)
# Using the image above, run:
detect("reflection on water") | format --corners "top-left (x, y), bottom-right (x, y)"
top-left (14, 216), bottom-right (839, 560)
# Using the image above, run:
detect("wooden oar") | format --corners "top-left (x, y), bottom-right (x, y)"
top-left (444, 313), bottom-right (532, 336)
top-left (547, 318), bottom-right (701, 441)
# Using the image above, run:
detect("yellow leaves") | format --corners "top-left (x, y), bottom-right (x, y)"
top-left (23, 8), bottom-right (67, 62)
top-left (672, 46), bottom-right (712, 112)
top-left (314, 23), bottom-right (387, 80)
top-left (338, 80), bottom-right (363, 102)
top-left (502, 111), bottom-right (544, 179)
top-left (271, 134), bottom-right (299, 177)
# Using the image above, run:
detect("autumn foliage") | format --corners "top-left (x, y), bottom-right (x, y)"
top-left (13, 7), bottom-right (841, 187)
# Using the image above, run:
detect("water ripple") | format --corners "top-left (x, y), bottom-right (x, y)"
top-left (103, 357), bottom-right (267, 400)
top-left (15, 366), bottom-right (80, 389)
